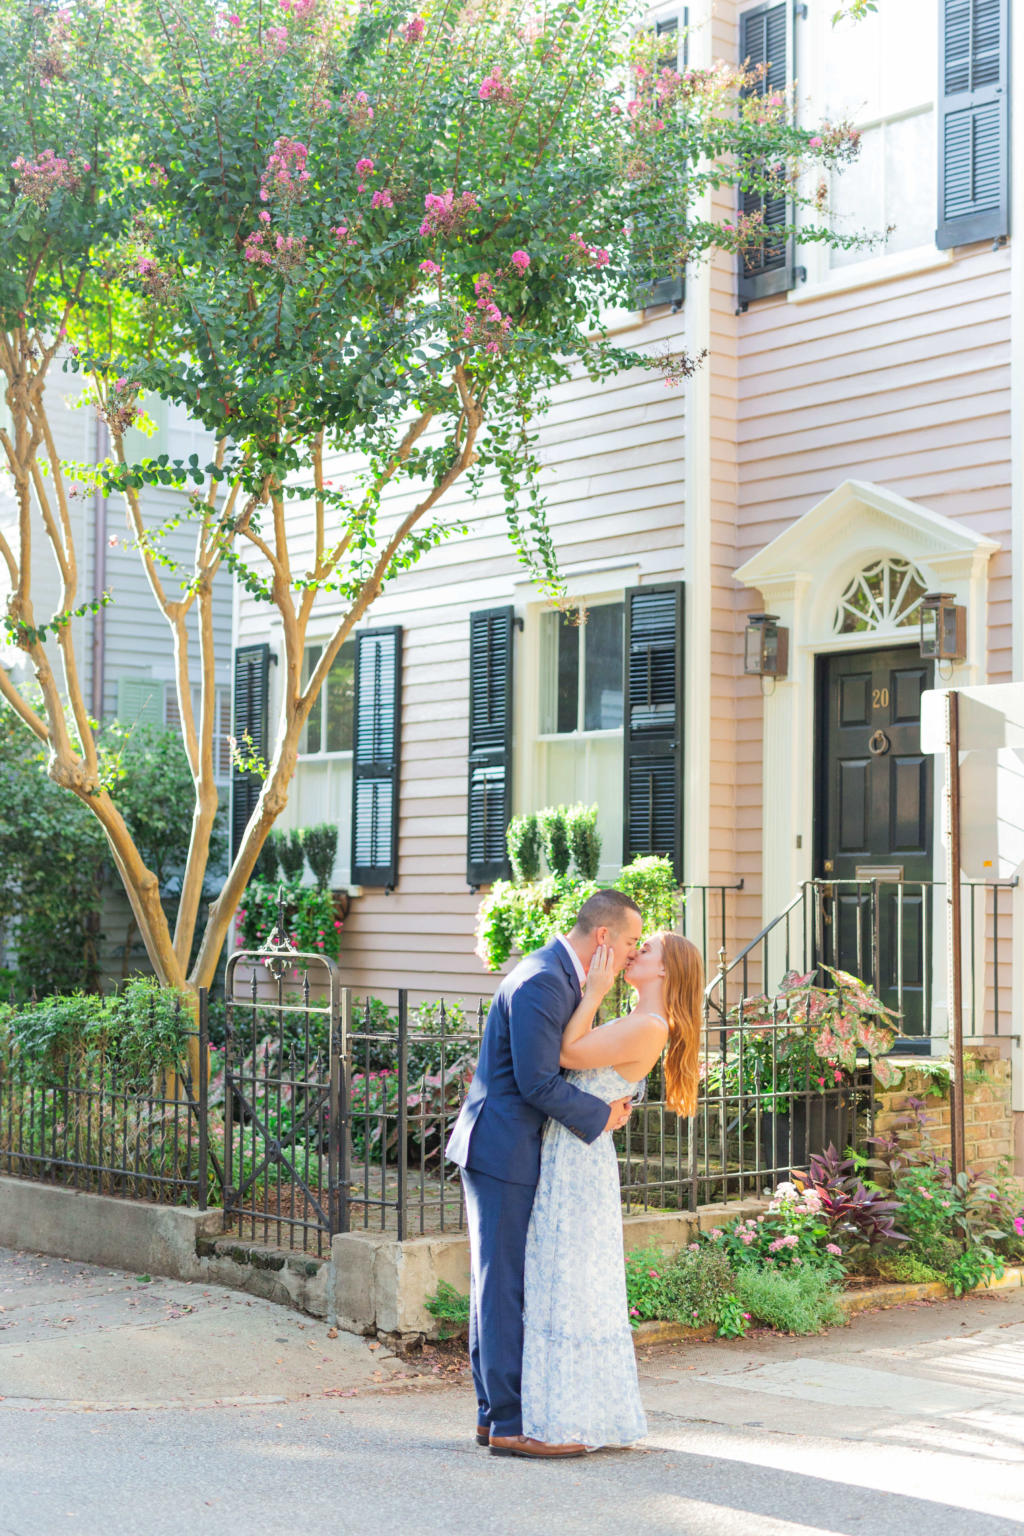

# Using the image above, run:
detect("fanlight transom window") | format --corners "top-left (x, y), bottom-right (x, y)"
top-left (833, 558), bottom-right (929, 635)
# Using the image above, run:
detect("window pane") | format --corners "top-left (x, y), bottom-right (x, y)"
top-left (301, 645), bottom-right (322, 754)
top-left (884, 111), bottom-right (934, 255)
top-left (583, 604), bottom-right (624, 731)
top-left (555, 617), bottom-right (580, 734)
top-left (829, 125), bottom-right (884, 268)
top-left (325, 641), bottom-right (356, 752)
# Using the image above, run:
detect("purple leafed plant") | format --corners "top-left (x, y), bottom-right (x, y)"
top-left (794, 1144), bottom-right (907, 1247)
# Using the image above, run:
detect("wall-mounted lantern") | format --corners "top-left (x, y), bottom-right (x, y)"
top-left (744, 613), bottom-right (789, 679)
top-left (919, 592), bottom-right (966, 663)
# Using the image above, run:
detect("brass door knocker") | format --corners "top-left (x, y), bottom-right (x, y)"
top-left (868, 729), bottom-right (890, 756)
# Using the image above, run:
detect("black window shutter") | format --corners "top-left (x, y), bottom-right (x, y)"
top-left (937, 0), bottom-right (1010, 249)
top-left (351, 626), bottom-right (402, 889)
top-left (737, 1), bottom-right (795, 304)
top-left (640, 10), bottom-right (689, 310)
top-left (466, 606), bottom-right (515, 887)
top-left (623, 584), bottom-right (684, 879)
top-left (231, 642), bottom-right (271, 858)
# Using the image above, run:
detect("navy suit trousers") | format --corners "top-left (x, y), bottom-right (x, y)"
top-left (461, 1167), bottom-right (536, 1438)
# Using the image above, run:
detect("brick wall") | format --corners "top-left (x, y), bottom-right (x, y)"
top-left (874, 1047), bottom-right (1014, 1176)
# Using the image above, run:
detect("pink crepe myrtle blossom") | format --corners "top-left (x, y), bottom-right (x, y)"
top-left (339, 91), bottom-right (374, 127)
top-left (266, 25), bottom-right (289, 51)
top-left (280, 0), bottom-right (316, 14)
top-left (260, 137), bottom-right (310, 203)
top-left (356, 157), bottom-right (374, 176)
top-left (809, 135), bottom-right (822, 148)
top-left (371, 189), bottom-right (394, 209)
top-left (401, 15), bottom-right (425, 42)
top-left (478, 67), bottom-right (514, 102)
top-left (567, 231), bottom-right (610, 269)
top-left (509, 249), bottom-right (530, 274)
top-left (419, 258), bottom-right (441, 276)
top-left (12, 149), bottom-right (82, 205)
top-left (419, 187), bottom-right (479, 238)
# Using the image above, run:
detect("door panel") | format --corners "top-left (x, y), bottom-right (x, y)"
top-left (817, 647), bottom-right (934, 1037)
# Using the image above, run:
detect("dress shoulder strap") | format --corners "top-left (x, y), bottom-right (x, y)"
top-left (635, 1010), bottom-right (669, 1030)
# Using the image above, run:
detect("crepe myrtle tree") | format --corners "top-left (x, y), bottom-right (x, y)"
top-left (0, 0), bottom-right (861, 1001)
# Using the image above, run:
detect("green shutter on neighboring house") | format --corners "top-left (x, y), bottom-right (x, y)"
top-left (466, 606), bottom-right (515, 887)
top-left (622, 584), bottom-right (684, 878)
top-left (737, 1), bottom-right (795, 305)
top-left (350, 627), bottom-right (402, 889)
top-left (937, 0), bottom-right (1010, 249)
top-left (231, 642), bottom-right (271, 858)
top-left (116, 676), bottom-right (165, 727)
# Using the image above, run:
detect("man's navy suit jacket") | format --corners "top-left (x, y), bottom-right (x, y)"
top-left (446, 938), bottom-right (610, 1186)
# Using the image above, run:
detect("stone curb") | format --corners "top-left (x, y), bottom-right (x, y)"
top-left (631, 1264), bottom-right (1024, 1347)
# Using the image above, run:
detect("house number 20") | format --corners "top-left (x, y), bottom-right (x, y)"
top-left (872, 687), bottom-right (890, 709)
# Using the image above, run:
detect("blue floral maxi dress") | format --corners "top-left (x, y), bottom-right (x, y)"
top-left (521, 1062), bottom-right (647, 1448)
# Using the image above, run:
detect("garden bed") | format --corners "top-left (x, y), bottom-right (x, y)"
top-left (632, 1264), bottom-right (1024, 1346)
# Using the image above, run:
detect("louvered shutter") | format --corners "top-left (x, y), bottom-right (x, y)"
top-left (231, 643), bottom-right (270, 857)
top-left (639, 11), bottom-right (688, 310)
top-left (466, 606), bottom-right (515, 886)
top-left (116, 676), bottom-right (165, 728)
top-left (937, 0), bottom-right (1010, 249)
top-left (737, 1), bottom-right (795, 304)
top-left (623, 584), bottom-right (684, 877)
top-left (350, 626), bottom-right (402, 888)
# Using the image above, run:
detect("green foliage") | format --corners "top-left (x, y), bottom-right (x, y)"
top-left (624, 1243), bottom-right (735, 1329)
top-left (474, 855), bottom-right (679, 970)
top-left (277, 831), bottom-right (307, 882)
top-left (424, 1281), bottom-right (471, 1340)
top-left (539, 808), bottom-right (571, 878)
top-left (567, 804), bottom-right (602, 881)
top-left (700, 1192), bottom-right (847, 1281)
top-left (615, 857), bottom-right (678, 934)
top-left (714, 1295), bottom-right (751, 1339)
top-left (945, 1245), bottom-right (1005, 1298)
top-left (100, 720), bottom-right (226, 895)
top-left (506, 813), bottom-right (542, 883)
top-left (866, 1251), bottom-right (947, 1285)
top-left (237, 879), bottom-right (342, 960)
top-left (2, 978), bottom-right (194, 1087)
top-left (302, 824), bottom-right (338, 890)
top-left (0, 705), bottom-right (106, 995)
top-left (733, 1266), bottom-right (846, 1335)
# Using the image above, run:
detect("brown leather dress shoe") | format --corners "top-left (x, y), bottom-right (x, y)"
top-left (489, 1434), bottom-right (586, 1459)
top-left (476, 1423), bottom-right (490, 1447)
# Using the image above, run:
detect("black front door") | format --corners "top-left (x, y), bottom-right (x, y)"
top-left (815, 647), bottom-right (934, 1038)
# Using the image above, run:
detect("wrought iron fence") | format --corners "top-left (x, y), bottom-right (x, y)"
top-left (0, 1004), bottom-right (210, 1206)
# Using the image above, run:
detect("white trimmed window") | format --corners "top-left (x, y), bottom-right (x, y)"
top-left (535, 601), bottom-right (624, 878)
top-left (804, 4), bottom-right (938, 276)
top-left (281, 640), bottom-right (356, 887)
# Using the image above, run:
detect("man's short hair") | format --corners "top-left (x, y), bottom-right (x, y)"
top-left (572, 888), bottom-right (642, 936)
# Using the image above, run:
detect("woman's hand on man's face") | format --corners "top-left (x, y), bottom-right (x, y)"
top-left (584, 943), bottom-right (617, 1003)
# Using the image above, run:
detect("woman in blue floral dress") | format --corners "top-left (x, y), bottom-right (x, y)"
top-left (520, 931), bottom-right (704, 1451)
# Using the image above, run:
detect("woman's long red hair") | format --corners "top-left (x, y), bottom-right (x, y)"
top-left (659, 932), bottom-right (704, 1117)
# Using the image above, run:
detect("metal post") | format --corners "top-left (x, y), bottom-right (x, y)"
top-left (945, 690), bottom-right (967, 1180)
top-left (332, 986), bottom-right (350, 1235)
top-left (197, 988), bottom-right (209, 1213)
top-left (396, 990), bottom-right (408, 1242)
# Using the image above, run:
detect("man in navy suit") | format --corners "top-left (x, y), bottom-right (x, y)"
top-left (446, 889), bottom-right (643, 1458)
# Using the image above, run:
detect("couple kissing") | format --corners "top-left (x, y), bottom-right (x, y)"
top-left (446, 888), bottom-right (703, 1458)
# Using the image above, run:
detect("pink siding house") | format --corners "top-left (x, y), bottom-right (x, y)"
top-left (232, 0), bottom-right (1023, 1164)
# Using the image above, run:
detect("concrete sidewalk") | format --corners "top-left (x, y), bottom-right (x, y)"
top-left (0, 1245), bottom-right (429, 1409)
top-left (3, 1244), bottom-right (1024, 1534)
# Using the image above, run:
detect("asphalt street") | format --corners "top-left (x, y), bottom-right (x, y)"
top-left (2, 1246), bottom-right (1024, 1536)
